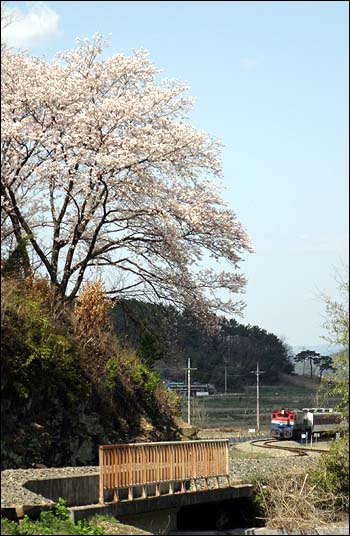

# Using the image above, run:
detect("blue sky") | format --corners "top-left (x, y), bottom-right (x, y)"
top-left (4, 1), bottom-right (349, 348)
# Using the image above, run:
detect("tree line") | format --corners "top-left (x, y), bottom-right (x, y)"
top-left (111, 300), bottom-right (295, 390)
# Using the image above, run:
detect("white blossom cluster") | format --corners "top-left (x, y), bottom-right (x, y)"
top-left (1, 34), bottom-right (252, 321)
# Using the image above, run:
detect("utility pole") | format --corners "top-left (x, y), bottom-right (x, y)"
top-left (223, 363), bottom-right (236, 395)
top-left (184, 358), bottom-right (197, 425)
top-left (223, 334), bottom-right (234, 395)
top-left (250, 362), bottom-right (265, 434)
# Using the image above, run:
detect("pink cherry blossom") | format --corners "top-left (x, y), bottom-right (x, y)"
top-left (1, 34), bottom-right (252, 322)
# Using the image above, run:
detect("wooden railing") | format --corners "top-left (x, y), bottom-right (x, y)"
top-left (99, 439), bottom-right (229, 504)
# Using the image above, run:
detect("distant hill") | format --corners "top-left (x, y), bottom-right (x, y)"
top-left (293, 344), bottom-right (342, 356)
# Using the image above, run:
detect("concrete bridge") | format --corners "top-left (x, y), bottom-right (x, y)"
top-left (70, 482), bottom-right (253, 532)
top-left (22, 439), bottom-right (254, 533)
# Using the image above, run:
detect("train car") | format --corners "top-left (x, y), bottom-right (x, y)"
top-left (165, 381), bottom-right (212, 397)
top-left (270, 408), bottom-right (297, 439)
top-left (271, 407), bottom-right (344, 440)
top-left (293, 408), bottom-right (343, 439)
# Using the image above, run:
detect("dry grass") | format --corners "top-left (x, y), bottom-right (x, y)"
top-left (255, 471), bottom-right (348, 530)
top-left (191, 397), bottom-right (209, 427)
top-left (73, 279), bottom-right (113, 337)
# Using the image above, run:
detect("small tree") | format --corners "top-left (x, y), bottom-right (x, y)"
top-left (294, 350), bottom-right (320, 378)
top-left (1, 237), bottom-right (31, 278)
top-left (137, 330), bottom-right (165, 369)
top-left (313, 355), bottom-right (334, 381)
top-left (320, 266), bottom-right (349, 418)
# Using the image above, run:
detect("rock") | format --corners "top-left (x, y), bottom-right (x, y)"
top-left (31, 423), bottom-right (45, 432)
top-left (179, 424), bottom-right (199, 440)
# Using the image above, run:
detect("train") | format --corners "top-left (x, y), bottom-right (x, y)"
top-left (270, 407), bottom-right (344, 440)
top-left (165, 380), bottom-right (216, 397)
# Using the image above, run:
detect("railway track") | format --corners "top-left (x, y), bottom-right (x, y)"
top-left (250, 438), bottom-right (328, 455)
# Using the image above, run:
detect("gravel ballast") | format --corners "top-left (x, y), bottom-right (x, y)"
top-left (1, 466), bottom-right (99, 508)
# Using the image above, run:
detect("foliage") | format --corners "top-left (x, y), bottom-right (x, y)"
top-left (320, 265), bottom-right (349, 418)
top-left (1, 238), bottom-right (31, 279)
top-left (294, 349), bottom-right (320, 378)
top-left (1, 277), bottom-right (182, 469)
top-left (191, 397), bottom-right (208, 427)
top-left (75, 520), bottom-right (104, 535)
top-left (313, 355), bottom-right (334, 380)
top-left (321, 266), bottom-right (349, 348)
top-left (1, 277), bottom-right (93, 468)
top-left (84, 516), bottom-right (120, 530)
top-left (252, 435), bottom-right (349, 529)
top-left (0, 499), bottom-right (104, 535)
top-left (73, 280), bottom-right (112, 337)
top-left (104, 358), bottom-right (120, 389)
top-left (1, 276), bottom-right (88, 406)
top-left (151, 382), bottom-right (182, 419)
top-left (324, 350), bottom-right (350, 417)
top-left (53, 497), bottom-right (70, 521)
top-left (137, 330), bottom-right (164, 368)
top-left (134, 362), bottom-right (160, 403)
top-left (310, 435), bottom-right (349, 510)
top-left (1, 35), bottom-right (251, 323)
top-left (112, 299), bottom-right (294, 390)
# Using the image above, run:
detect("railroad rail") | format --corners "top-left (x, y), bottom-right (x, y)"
top-left (99, 439), bottom-right (229, 504)
top-left (250, 438), bottom-right (329, 455)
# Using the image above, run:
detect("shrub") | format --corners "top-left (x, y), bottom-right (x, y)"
top-left (1, 279), bottom-right (91, 468)
top-left (310, 435), bottom-right (349, 510)
top-left (134, 362), bottom-right (160, 402)
top-left (252, 437), bottom-right (349, 529)
top-left (252, 470), bottom-right (346, 530)
top-left (1, 282), bottom-right (88, 406)
top-left (0, 498), bottom-right (104, 535)
top-left (154, 384), bottom-right (181, 417)
top-left (73, 280), bottom-right (112, 337)
top-left (1, 275), bottom-right (182, 468)
top-left (104, 358), bottom-right (120, 389)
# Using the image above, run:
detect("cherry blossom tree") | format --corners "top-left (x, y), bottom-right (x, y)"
top-left (1, 34), bottom-right (252, 321)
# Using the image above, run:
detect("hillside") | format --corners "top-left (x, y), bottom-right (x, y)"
top-left (1, 277), bottom-right (183, 470)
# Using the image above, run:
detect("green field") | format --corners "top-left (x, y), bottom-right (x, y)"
top-left (180, 373), bottom-right (342, 432)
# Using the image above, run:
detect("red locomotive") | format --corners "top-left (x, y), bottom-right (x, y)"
top-left (270, 407), bottom-right (344, 440)
top-left (270, 408), bottom-right (297, 439)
